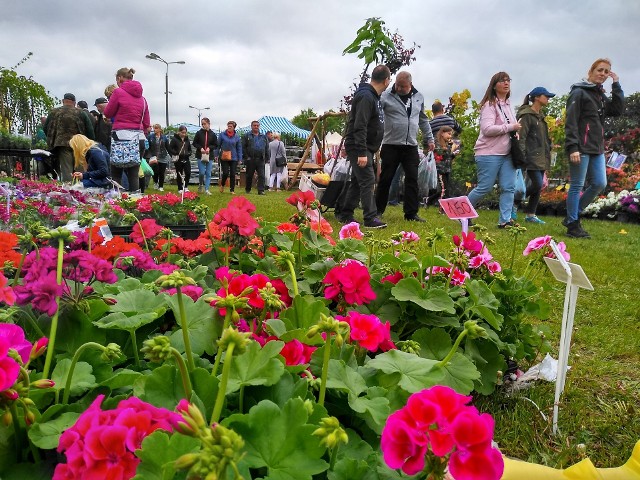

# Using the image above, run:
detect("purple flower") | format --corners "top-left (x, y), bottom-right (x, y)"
top-left (14, 271), bottom-right (62, 316)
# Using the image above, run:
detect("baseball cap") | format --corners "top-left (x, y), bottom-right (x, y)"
top-left (94, 97), bottom-right (108, 106)
top-left (63, 93), bottom-right (76, 102)
top-left (77, 100), bottom-right (88, 109)
top-left (528, 87), bottom-right (555, 98)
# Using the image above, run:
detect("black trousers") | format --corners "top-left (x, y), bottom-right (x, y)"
top-left (341, 151), bottom-right (378, 223)
top-left (376, 144), bottom-right (420, 218)
top-left (175, 160), bottom-right (191, 191)
top-left (244, 157), bottom-right (265, 193)
top-left (152, 162), bottom-right (168, 188)
top-left (220, 161), bottom-right (237, 192)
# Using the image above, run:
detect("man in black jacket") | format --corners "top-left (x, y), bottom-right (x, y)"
top-left (242, 120), bottom-right (269, 195)
top-left (339, 65), bottom-right (391, 229)
top-left (90, 97), bottom-right (112, 151)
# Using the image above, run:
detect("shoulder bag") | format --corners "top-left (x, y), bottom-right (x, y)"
top-left (496, 102), bottom-right (526, 168)
top-left (110, 99), bottom-right (147, 168)
top-left (275, 141), bottom-right (287, 167)
top-left (172, 141), bottom-right (185, 162)
top-left (200, 130), bottom-right (210, 162)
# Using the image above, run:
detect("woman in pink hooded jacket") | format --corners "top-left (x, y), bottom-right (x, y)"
top-left (103, 67), bottom-right (151, 192)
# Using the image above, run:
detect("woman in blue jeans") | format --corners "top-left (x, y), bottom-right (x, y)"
top-left (564, 58), bottom-right (624, 238)
top-left (468, 72), bottom-right (522, 228)
top-left (192, 117), bottom-right (218, 195)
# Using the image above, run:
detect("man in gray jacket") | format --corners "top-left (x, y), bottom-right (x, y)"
top-left (375, 71), bottom-right (434, 222)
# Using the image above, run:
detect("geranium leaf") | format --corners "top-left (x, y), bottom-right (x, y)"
top-left (412, 328), bottom-right (480, 394)
top-left (332, 239), bottom-right (369, 264)
top-left (27, 412), bottom-right (80, 449)
top-left (106, 289), bottom-right (168, 313)
top-left (302, 228), bottom-right (333, 252)
top-left (98, 368), bottom-right (143, 390)
top-left (303, 259), bottom-right (337, 285)
top-left (244, 370), bottom-right (309, 409)
top-left (54, 306), bottom-right (106, 353)
top-left (420, 254), bottom-right (451, 269)
top-left (465, 339), bottom-right (507, 395)
top-left (391, 278), bottom-right (456, 313)
top-left (94, 311), bottom-right (160, 331)
top-left (224, 398), bottom-right (329, 480)
top-left (466, 280), bottom-right (503, 330)
top-left (133, 430), bottom-right (200, 480)
top-left (326, 359), bottom-right (367, 396)
top-left (0, 463), bottom-right (53, 480)
top-left (51, 359), bottom-right (96, 396)
top-left (133, 364), bottom-right (185, 409)
top-left (167, 296), bottom-right (220, 356)
top-left (226, 340), bottom-right (285, 394)
top-left (366, 350), bottom-right (444, 393)
top-left (190, 367), bottom-right (219, 419)
top-left (279, 295), bottom-right (331, 331)
top-left (347, 387), bottom-right (390, 434)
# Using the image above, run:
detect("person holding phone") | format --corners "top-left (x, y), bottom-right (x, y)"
top-left (563, 58), bottom-right (624, 238)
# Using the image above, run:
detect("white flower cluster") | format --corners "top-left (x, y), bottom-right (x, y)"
top-left (582, 190), bottom-right (632, 217)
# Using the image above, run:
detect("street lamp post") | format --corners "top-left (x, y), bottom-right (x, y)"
top-left (189, 105), bottom-right (210, 125)
top-left (145, 53), bottom-right (185, 128)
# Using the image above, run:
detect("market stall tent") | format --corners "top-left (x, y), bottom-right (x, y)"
top-left (237, 116), bottom-right (310, 139)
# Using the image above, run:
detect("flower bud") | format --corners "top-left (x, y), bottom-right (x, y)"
top-left (101, 343), bottom-right (122, 362)
top-left (32, 379), bottom-right (55, 389)
top-left (464, 320), bottom-right (488, 339)
top-left (24, 409), bottom-right (36, 426)
top-left (30, 337), bottom-right (49, 360)
top-left (312, 416), bottom-right (348, 450)
top-left (141, 336), bottom-right (173, 363)
top-left (174, 453), bottom-right (199, 470)
top-left (1, 410), bottom-right (12, 426)
top-left (2, 389), bottom-right (18, 401)
top-left (217, 327), bottom-right (252, 354)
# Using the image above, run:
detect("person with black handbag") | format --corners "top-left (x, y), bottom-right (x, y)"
top-left (467, 71), bottom-right (522, 228)
top-left (268, 132), bottom-right (287, 192)
top-left (168, 126), bottom-right (192, 193)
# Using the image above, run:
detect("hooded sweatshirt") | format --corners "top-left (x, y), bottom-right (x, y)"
top-left (103, 80), bottom-right (151, 132)
top-left (344, 83), bottom-right (384, 156)
top-left (564, 80), bottom-right (624, 155)
top-left (516, 104), bottom-right (551, 171)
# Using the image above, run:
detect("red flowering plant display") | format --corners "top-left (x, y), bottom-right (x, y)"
top-left (101, 191), bottom-right (205, 226)
top-left (381, 385), bottom-right (504, 480)
top-left (0, 180), bottom-right (564, 478)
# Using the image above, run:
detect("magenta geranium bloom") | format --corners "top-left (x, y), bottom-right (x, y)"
top-left (322, 260), bottom-right (376, 305)
top-left (337, 311), bottom-right (395, 352)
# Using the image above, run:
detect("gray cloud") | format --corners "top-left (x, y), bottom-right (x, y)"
top-left (2, 0), bottom-right (639, 130)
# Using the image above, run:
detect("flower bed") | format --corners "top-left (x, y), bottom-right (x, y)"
top-left (0, 182), bottom-right (576, 479)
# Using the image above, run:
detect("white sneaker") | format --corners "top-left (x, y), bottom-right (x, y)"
top-left (204, 190), bottom-right (211, 195)
top-left (158, 187), bottom-right (164, 192)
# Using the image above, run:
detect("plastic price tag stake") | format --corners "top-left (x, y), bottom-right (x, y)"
top-left (438, 196), bottom-right (478, 219)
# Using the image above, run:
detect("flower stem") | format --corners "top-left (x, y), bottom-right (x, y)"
top-left (12, 252), bottom-right (26, 285)
top-left (286, 259), bottom-right (299, 297)
top-left (42, 237), bottom-right (64, 379)
top-left (172, 348), bottom-right (193, 399)
top-left (129, 330), bottom-right (140, 367)
top-left (10, 402), bottom-right (22, 462)
top-left (136, 218), bottom-right (150, 252)
top-left (318, 335), bottom-right (332, 407)
top-left (176, 286), bottom-right (195, 372)
top-left (62, 342), bottom-right (104, 404)
top-left (509, 235), bottom-right (518, 270)
top-left (88, 226), bottom-right (93, 255)
top-left (329, 445), bottom-right (339, 471)
top-left (210, 342), bottom-right (235, 425)
top-left (436, 329), bottom-right (468, 368)
top-left (239, 385), bottom-right (245, 414)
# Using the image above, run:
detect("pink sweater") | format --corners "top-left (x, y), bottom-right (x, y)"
top-left (473, 99), bottom-right (518, 156)
top-left (103, 80), bottom-right (150, 132)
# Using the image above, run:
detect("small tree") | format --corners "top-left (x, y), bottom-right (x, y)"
top-left (0, 52), bottom-right (56, 136)
top-left (341, 17), bottom-right (419, 108)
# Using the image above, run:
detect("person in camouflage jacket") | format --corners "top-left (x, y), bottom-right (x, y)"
top-left (44, 93), bottom-right (95, 181)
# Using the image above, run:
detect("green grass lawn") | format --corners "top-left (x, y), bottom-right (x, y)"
top-left (158, 184), bottom-right (640, 468)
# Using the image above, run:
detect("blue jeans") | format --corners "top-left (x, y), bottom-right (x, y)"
top-left (468, 154), bottom-right (516, 224)
top-left (198, 159), bottom-right (214, 191)
top-left (566, 153), bottom-right (606, 222)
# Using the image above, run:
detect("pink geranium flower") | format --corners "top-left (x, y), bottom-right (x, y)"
top-left (0, 338), bottom-right (21, 391)
top-left (337, 311), bottom-right (395, 352)
top-left (0, 323), bottom-right (33, 364)
top-left (523, 235), bottom-right (553, 256)
top-left (322, 260), bottom-right (376, 305)
top-left (278, 338), bottom-right (316, 366)
top-left (339, 222), bottom-right (364, 240)
top-left (130, 218), bottom-right (163, 244)
top-left (381, 386), bottom-right (503, 480)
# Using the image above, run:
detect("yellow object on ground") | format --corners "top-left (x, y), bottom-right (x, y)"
top-left (501, 441), bottom-right (640, 479)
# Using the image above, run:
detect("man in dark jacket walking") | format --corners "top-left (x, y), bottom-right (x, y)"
top-left (339, 65), bottom-right (391, 229)
top-left (90, 97), bottom-right (112, 151)
top-left (242, 120), bottom-right (269, 195)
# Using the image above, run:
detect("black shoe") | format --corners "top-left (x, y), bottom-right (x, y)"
top-left (405, 215), bottom-right (426, 222)
top-left (245, 190), bottom-right (251, 194)
top-left (258, 191), bottom-right (265, 195)
top-left (497, 220), bottom-right (519, 229)
top-left (363, 218), bottom-right (387, 229)
top-left (566, 220), bottom-right (590, 238)
top-left (337, 216), bottom-right (357, 225)
top-left (561, 217), bottom-right (569, 227)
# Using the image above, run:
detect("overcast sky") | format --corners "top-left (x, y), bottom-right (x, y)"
top-left (2, 0), bottom-right (639, 131)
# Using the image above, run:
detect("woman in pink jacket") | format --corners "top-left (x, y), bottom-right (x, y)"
top-left (103, 67), bottom-right (151, 192)
top-left (468, 71), bottom-right (522, 228)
